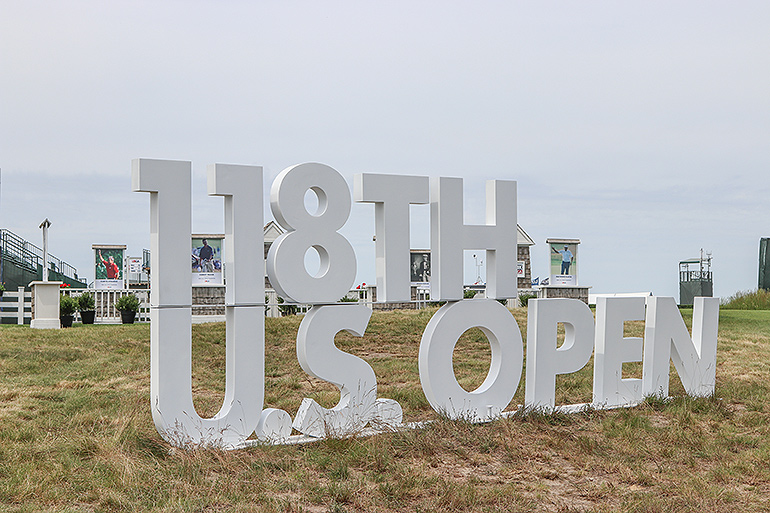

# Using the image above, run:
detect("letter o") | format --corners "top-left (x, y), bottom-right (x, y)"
top-left (418, 300), bottom-right (523, 421)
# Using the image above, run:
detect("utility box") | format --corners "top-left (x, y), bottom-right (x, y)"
top-left (759, 238), bottom-right (770, 291)
top-left (679, 250), bottom-right (713, 306)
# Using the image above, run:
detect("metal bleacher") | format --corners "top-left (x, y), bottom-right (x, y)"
top-left (0, 229), bottom-right (86, 290)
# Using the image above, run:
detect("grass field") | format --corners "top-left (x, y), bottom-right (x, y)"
top-left (0, 306), bottom-right (768, 512)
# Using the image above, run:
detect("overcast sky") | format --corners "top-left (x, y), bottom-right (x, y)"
top-left (1, 1), bottom-right (768, 299)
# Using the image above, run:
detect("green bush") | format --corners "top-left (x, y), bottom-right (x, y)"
top-left (518, 292), bottom-right (538, 307)
top-left (276, 296), bottom-right (298, 316)
top-left (115, 294), bottom-right (140, 312)
top-left (721, 289), bottom-right (770, 310)
top-left (77, 292), bottom-right (95, 311)
top-left (59, 294), bottom-right (77, 316)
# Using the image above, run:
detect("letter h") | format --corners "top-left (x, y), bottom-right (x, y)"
top-left (429, 177), bottom-right (517, 301)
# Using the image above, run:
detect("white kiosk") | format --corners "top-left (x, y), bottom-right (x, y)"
top-left (538, 238), bottom-right (590, 303)
top-left (30, 219), bottom-right (63, 329)
top-left (30, 281), bottom-right (63, 329)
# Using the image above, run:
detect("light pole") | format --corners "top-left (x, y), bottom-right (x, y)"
top-left (473, 253), bottom-right (484, 285)
top-left (39, 218), bottom-right (51, 281)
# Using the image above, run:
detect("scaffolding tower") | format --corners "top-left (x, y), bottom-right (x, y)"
top-left (679, 249), bottom-right (713, 306)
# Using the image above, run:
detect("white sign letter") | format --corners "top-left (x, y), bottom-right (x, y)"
top-left (293, 305), bottom-right (402, 437)
top-left (353, 173), bottom-right (429, 302)
top-left (419, 300), bottom-right (523, 421)
top-left (132, 159), bottom-right (290, 448)
top-left (642, 296), bottom-right (719, 398)
top-left (524, 298), bottom-right (595, 411)
top-left (267, 163), bottom-right (357, 304)
top-left (430, 178), bottom-right (517, 300)
top-left (592, 297), bottom-right (645, 408)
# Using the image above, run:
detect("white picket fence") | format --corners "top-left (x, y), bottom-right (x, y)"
top-left (0, 287), bottom-right (30, 325)
top-left (0, 288), bottom-right (151, 325)
top-left (0, 287), bottom-right (359, 324)
top-left (1, 284), bottom-right (509, 325)
top-left (264, 287), bottom-right (374, 318)
top-left (61, 288), bottom-right (151, 323)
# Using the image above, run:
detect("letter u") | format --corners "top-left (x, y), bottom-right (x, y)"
top-left (132, 159), bottom-right (290, 448)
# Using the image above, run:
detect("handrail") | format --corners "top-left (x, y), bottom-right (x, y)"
top-left (62, 289), bottom-right (150, 322)
top-left (1, 229), bottom-right (85, 284)
top-left (679, 270), bottom-right (712, 282)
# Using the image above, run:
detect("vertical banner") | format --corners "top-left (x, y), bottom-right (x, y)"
top-left (192, 235), bottom-right (223, 285)
top-left (127, 256), bottom-right (144, 284)
top-left (93, 245), bottom-right (126, 289)
top-left (410, 250), bottom-right (431, 289)
top-left (548, 240), bottom-right (579, 286)
top-left (760, 238), bottom-right (770, 291)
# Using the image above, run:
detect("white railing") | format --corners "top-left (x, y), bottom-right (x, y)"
top-left (1, 285), bottom-right (519, 325)
top-left (0, 287), bottom-right (30, 325)
top-left (62, 288), bottom-right (151, 323)
top-left (264, 289), bottom-right (311, 318)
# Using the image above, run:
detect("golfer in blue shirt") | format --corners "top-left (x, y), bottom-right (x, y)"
top-left (553, 245), bottom-right (574, 275)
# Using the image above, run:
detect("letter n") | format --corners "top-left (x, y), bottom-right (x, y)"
top-left (642, 296), bottom-right (719, 398)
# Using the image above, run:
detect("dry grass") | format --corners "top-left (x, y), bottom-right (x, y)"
top-left (0, 306), bottom-right (768, 512)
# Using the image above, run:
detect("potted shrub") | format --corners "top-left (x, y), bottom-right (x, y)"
top-left (115, 294), bottom-right (140, 324)
top-left (59, 294), bottom-right (77, 328)
top-left (77, 292), bottom-right (96, 325)
top-left (276, 296), bottom-right (298, 317)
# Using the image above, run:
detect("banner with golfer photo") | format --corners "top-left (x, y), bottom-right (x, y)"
top-left (549, 242), bottom-right (578, 286)
top-left (192, 236), bottom-right (223, 285)
top-left (410, 250), bottom-right (431, 288)
top-left (93, 245), bottom-right (125, 289)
